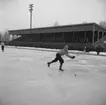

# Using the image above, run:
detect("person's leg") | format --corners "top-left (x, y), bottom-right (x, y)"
top-left (2, 46), bottom-right (4, 52)
top-left (58, 56), bottom-right (64, 71)
top-left (47, 53), bottom-right (59, 67)
top-left (97, 51), bottom-right (99, 55)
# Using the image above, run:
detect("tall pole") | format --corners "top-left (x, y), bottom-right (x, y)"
top-left (29, 4), bottom-right (33, 33)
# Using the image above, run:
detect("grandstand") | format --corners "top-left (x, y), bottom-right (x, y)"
top-left (8, 22), bottom-right (106, 51)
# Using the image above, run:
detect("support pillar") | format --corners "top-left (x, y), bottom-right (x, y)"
top-left (97, 31), bottom-right (99, 41)
top-left (93, 32), bottom-right (94, 44)
top-left (92, 24), bottom-right (95, 44)
top-left (102, 32), bottom-right (103, 43)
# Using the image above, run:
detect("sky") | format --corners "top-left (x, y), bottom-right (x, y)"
top-left (0, 0), bottom-right (105, 30)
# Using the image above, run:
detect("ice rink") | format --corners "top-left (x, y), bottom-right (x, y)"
top-left (0, 47), bottom-right (106, 105)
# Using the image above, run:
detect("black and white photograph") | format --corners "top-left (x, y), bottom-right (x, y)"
top-left (0, 0), bottom-right (106, 105)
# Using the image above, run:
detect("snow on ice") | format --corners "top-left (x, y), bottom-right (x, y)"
top-left (0, 47), bottom-right (106, 105)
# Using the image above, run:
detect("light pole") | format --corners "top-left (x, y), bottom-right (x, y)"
top-left (29, 4), bottom-right (33, 33)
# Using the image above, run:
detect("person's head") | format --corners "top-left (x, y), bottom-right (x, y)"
top-left (64, 45), bottom-right (69, 50)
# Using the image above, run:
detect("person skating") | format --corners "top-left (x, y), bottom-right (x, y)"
top-left (96, 44), bottom-right (101, 55)
top-left (47, 45), bottom-right (75, 71)
top-left (1, 42), bottom-right (5, 52)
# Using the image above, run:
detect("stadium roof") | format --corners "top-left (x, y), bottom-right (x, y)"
top-left (9, 22), bottom-right (106, 35)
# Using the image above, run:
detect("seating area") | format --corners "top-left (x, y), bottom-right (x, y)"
top-left (8, 23), bottom-right (106, 51)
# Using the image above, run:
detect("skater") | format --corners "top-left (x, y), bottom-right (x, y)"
top-left (47, 45), bottom-right (75, 71)
top-left (95, 44), bottom-right (101, 55)
top-left (1, 41), bottom-right (5, 52)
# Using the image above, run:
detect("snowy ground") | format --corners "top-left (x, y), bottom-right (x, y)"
top-left (0, 47), bottom-right (106, 105)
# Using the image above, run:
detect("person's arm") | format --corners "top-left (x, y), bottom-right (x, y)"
top-left (64, 51), bottom-right (75, 59)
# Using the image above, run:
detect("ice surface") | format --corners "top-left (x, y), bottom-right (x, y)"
top-left (0, 47), bottom-right (106, 105)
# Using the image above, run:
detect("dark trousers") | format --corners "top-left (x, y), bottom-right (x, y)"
top-left (1, 46), bottom-right (4, 52)
top-left (50, 53), bottom-right (64, 69)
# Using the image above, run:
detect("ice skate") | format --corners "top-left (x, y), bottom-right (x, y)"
top-left (47, 62), bottom-right (50, 67)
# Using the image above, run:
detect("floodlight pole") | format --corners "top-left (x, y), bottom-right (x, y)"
top-left (29, 4), bottom-right (33, 34)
